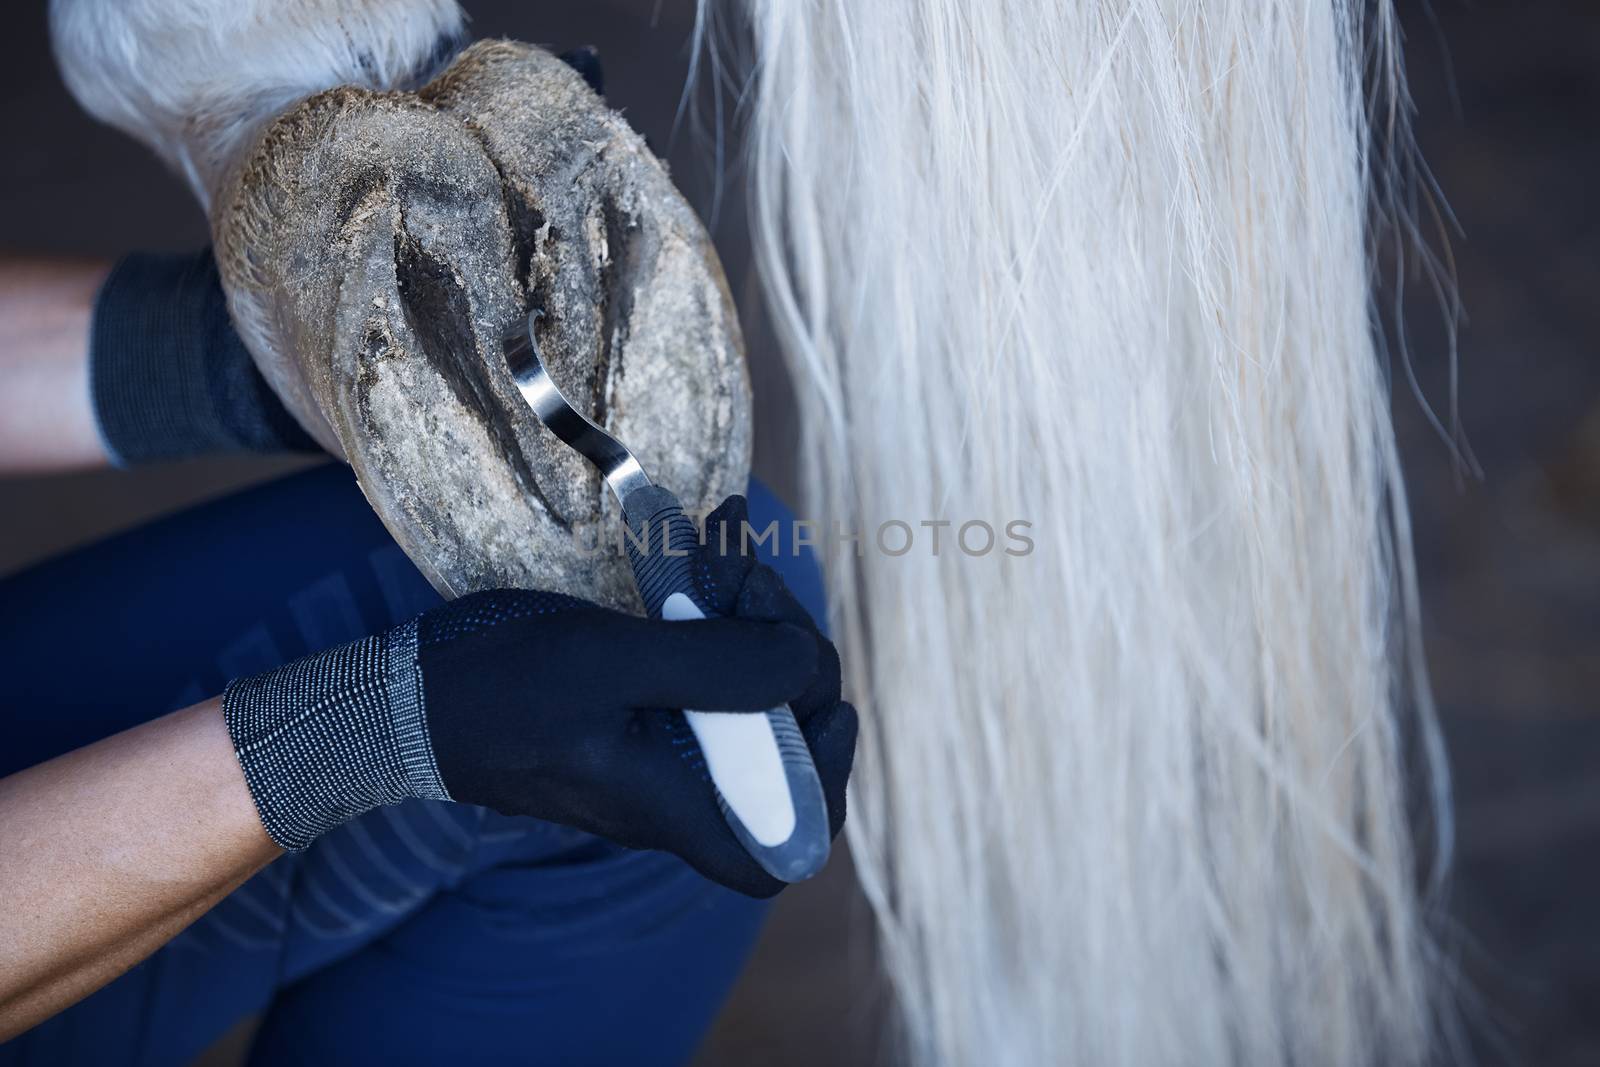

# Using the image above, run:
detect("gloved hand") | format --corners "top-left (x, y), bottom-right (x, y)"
top-left (224, 495), bottom-right (857, 897)
top-left (89, 248), bottom-right (321, 464)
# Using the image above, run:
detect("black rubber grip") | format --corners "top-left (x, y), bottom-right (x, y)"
top-left (621, 485), bottom-right (703, 619)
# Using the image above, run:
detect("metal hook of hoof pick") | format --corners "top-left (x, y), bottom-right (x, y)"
top-left (503, 310), bottom-right (831, 883)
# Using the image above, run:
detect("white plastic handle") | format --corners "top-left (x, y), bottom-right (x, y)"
top-left (661, 592), bottom-right (798, 846)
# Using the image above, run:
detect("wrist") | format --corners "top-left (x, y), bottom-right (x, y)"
top-left (0, 257), bottom-right (110, 471)
top-left (223, 620), bottom-right (449, 852)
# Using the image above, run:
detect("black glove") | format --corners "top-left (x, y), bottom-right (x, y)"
top-left (89, 248), bottom-right (321, 464)
top-left (224, 496), bottom-right (857, 898)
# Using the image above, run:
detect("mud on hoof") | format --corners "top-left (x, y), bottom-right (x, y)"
top-left (213, 40), bottom-right (750, 608)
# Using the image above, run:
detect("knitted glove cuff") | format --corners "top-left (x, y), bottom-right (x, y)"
top-left (223, 619), bottom-right (451, 852)
top-left (89, 250), bottom-right (320, 465)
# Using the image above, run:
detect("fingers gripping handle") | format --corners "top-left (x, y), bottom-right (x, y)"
top-left (622, 485), bottom-right (831, 883)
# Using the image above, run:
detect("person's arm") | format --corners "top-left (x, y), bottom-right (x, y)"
top-left (0, 257), bottom-right (111, 471)
top-left (0, 497), bottom-right (856, 1041)
top-left (0, 697), bottom-right (280, 1040)
top-left (0, 250), bottom-right (320, 476)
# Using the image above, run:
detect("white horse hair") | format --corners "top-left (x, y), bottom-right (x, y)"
top-left (712, 0), bottom-right (1455, 1062)
top-left (49, 0), bottom-right (462, 208)
top-left (52, 1), bottom-right (1456, 1062)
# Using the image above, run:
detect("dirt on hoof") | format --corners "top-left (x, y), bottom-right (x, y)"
top-left (212, 40), bottom-right (750, 609)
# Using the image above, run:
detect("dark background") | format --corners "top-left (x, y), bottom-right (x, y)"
top-left (1, 1), bottom-right (1595, 1063)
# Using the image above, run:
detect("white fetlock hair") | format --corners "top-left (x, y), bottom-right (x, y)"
top-left (49, 0), bottom-right (464, 208)
top-left (715, 0), bottom-right (1454, 1063)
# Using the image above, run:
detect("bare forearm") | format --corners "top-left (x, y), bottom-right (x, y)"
top-left (0, 257), bottom-right (112, 472)
top-left (0, 697), bottom-right (280, 1039)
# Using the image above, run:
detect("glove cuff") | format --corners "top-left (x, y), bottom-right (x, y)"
top-left (223, 619), bottom-right (451, 852)
top-left (89, 250), bottom-right (320, 465)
